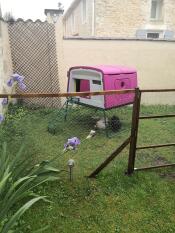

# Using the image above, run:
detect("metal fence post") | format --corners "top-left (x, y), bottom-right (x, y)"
top-left (127, 88), bottom-right (141, 175)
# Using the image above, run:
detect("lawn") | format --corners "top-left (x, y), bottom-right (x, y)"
top-left (0, 103), bottom-right (175, 233)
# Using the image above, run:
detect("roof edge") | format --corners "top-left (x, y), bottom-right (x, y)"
top-left (68, 65), bottom-right (137, 75)
top-left (44, 9), bottom-right (64, 15)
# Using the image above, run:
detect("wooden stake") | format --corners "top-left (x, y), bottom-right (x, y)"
top-left (88, 137), bottom-right (131, 178)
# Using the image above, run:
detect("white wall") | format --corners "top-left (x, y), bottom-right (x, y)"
top-left (0, 20), bottom-right (13, 114)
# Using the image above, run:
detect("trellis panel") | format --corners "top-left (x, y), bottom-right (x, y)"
top-left (8, 20), bottom-right (61, 107)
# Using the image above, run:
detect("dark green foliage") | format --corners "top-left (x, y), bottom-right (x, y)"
top-left (47, 120), bottom-right (63, 135)
top-left (0, 104), bottom-right (28, 143)
top-left (0, 141), bottom-right (60, 233)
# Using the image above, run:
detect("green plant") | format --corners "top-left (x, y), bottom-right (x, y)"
top-left (0, 105), bottom-right (28, 143)
top-left (48, 121), bottom-right (63, 135)
top-left (47, 111), bottom-right (64, 135)
top-left (0, 143), bottom-right (60, 233)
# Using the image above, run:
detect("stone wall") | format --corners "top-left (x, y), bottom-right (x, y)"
top-left (95, 0), bottom-right (175, 38)
top-left (164, 0), bottom-right (175, 31)
top-left (63, 0), bottom-right (175, 39)
top-left (63, 0), bottom-right (93, 37)
top-left (95, 0), bottom-right (147, 37)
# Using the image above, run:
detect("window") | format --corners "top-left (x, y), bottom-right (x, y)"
top-left (147, 32), bottom-right (160, 39)
top-left (92, 80), bottom-right (101, 85)
top-left (150, 0), bottom-right (163, 20)
top-left (82, 0), bottom-right (87, 23)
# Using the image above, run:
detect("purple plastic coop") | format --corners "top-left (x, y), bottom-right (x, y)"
top-left (67, 65), bottom-right (138, 109)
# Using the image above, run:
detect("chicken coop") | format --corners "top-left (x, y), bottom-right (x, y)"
top-left (65, 65), bottom-right (138, 136)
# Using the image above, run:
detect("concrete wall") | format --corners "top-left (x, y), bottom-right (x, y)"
top-left (55, 17), bottom-right (66, 94)
top-left (0, 20), bottom-right (13, 114)
top-left (58, 37), bottom-right (175, 105)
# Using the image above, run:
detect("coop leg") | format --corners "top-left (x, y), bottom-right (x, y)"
top-left (103, 110), bottom-right (109, 137)
top-left (64, 100), bottom-right (69, 121)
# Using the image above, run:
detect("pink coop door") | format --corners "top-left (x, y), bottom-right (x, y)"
top-left (80, 79), bottom-right (90, 99)
top-left (104, 75), bottom-right (132, 109)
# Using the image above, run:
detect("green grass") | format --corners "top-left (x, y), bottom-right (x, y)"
top-left (1, 104), bottom-right (175, 233)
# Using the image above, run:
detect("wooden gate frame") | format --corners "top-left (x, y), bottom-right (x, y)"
top-left (127, 88), bottom-right (175, 175)
top-left (88, 88), bottom-right (175, 178)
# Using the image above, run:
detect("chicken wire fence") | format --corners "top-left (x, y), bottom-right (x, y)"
top-left (0, 95), bottom-right (132, 175)
top-left (1, 91), bottom-right (175, 176)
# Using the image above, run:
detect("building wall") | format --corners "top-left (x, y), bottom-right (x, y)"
top-left (0, 20), bottom-right (13, 114)
top-left (58, 37), bottom-right (175, 105)
top-left (64, 0), bottom-right (93, 37)
top-left (95, 0), bottom-right (147, 37)
top-left (164, 0), bottom-right (175, 31)
top-left (63, 0), bottom-right (175, 39)
top-left (95, 0), bottom-right (175, 38)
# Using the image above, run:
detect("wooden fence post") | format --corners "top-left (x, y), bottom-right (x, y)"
top-left (127, 88), bottom-right (141, 175)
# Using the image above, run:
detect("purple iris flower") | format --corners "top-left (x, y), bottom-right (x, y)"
top-left (7, 73), bottom-right (26, 91)
top-left (12, 73), bottom-right (24, 83)
top-left (0, 114), bottom-right (4, 123)
top-left (18, 82), bottom-right (27, 91)
top-left (7, 78), bottom-right (14, 87)
top-left (2, 98), bottom-right (8, 106)
top-left (64, 137), bottom-right (80, 150)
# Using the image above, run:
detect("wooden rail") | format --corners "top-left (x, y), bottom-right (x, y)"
top-left (0, 89), bottom-right (135, 99)
top-left (1, 88), bottom-right (175, 98)
top-left (139, 114), bottom-right (175, 119)
top-left (141, 89), bottom-right (175, 92)
top-left (136, 143), bottom-right (175, 150)
top-left (134, 163), bottom-right (175, 171)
